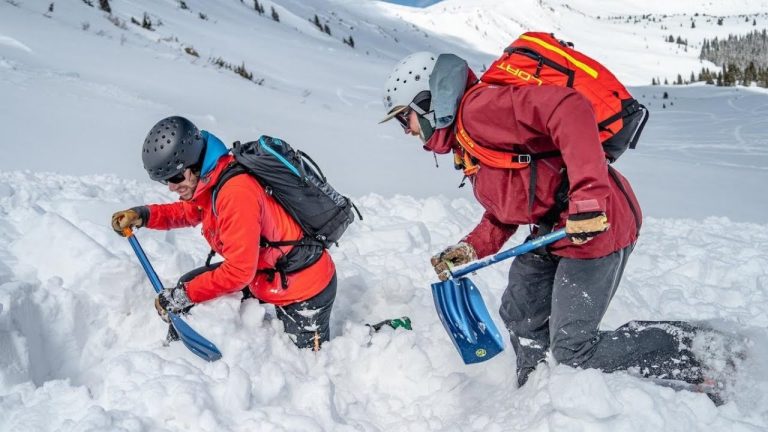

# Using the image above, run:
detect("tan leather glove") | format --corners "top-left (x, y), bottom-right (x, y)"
top-left (565, 212), bottom-right (610, 245)
top-left (430, 242), bottom-right (478, 281)
top-left (110, 207), bottom-right (146, 236)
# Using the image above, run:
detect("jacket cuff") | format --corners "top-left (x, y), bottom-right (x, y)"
top-left (131, 206), bottom-right (150, 226)
top-left (568, 199), bottom-right (602, 214)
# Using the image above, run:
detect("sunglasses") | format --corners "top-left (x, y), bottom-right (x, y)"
top-left (395, 108), bottom-right (412, 130)
top-left (160, 170), bottom-right (186, 185)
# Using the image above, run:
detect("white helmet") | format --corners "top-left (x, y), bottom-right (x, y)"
top-left (380, 51), bottom-right (438, 123)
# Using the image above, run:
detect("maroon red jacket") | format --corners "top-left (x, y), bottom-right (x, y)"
top-left (425, 82), bottom-right (642, 259)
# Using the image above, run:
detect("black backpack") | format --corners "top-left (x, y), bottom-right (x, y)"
top-left (210, 136), bottom-right (361, 288)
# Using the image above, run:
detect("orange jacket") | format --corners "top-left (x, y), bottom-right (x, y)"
top-left (144, 155), bottom-right (335, 306)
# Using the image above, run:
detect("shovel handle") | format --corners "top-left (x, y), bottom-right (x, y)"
top-left (451, 229), bottom-right (567, 278)
top-left (124, 228), bottom-right (164, 294)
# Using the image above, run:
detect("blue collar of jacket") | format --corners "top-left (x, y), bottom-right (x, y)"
top-left (200, 130), bottom-right (230, 177)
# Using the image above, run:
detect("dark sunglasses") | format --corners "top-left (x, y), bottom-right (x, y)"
top-left (160, 171), bottom-right (186, 185)
top-left (395, 108), bottom-right (412, 130)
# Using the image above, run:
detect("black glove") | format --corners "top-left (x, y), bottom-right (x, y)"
top-left (430, 242), bottom-right (478, 281)
top-left (111, 206), bottom-right (149, 236)
top-left (565, 212), bottom-right (610, 245)
top-left (154, 282), bottom-right (194, 322)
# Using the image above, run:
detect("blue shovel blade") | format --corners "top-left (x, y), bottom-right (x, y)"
top-left (432, 277), bottom-right (505, 364)
top-left (170, 313), bottom-right (223, 362)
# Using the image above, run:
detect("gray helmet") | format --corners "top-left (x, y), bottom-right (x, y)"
top-left (142, 116), bottom-right (205, 182)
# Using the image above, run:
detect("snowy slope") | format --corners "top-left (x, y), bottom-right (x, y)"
top-left (1, 172), bottom-right (768, 431)
top-left (395, 0), bottom-right (768, 84)
top-left (1, 0), bottom-right (768, 431)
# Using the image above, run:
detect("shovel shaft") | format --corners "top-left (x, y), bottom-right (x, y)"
top-left (123, 227), bottom-right (223, 361)
top-left (123, 228), bottom-right (163, 294)
top-left (451, 229), bottom-right (566, 278)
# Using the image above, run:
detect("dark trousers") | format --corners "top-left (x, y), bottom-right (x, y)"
top-left (179, 264), bottom-right (337, 351)
top-left (499, 245), bottom-right (703, 386)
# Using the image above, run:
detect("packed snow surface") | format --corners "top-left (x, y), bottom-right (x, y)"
top-left (1, 172), bottom-right (768, 431)
top-left (1, 0), bottom-right (768, 431)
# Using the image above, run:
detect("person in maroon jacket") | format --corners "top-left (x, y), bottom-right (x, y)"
top-left (380, 53), bottom-right (709, 390)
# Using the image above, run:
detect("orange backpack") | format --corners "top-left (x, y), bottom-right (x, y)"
top-left (454, 32), bottom-right (649, 174)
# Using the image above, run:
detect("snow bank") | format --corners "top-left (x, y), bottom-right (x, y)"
top-left (1, 171), bottom-right (766, 431)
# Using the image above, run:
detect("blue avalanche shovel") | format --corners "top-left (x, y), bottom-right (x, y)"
top-left (124, 227), bottom-right (222, 362)
top-left (432, 229), bottom-right (567, 364)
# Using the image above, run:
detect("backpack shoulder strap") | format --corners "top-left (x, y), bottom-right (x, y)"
top-left (211, 162), bottom-right (250, 217)
top-left (454, 82), bottom-right (560, 176)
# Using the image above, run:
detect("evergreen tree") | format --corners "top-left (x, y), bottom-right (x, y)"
top-left (142, 12), bottom-right (153, 30)
top-left (99, 0), bottom-right (110, 13)
top-left (271, 6), bottom-right (279, 22)
top-left (312, 14), bottom-right (322, 31)
top-left (323, 23), bottom-right (331, 35)
top-left (691, 20), bottom-right (695, 29)
top-left (676, 73), bottom-right (683, 85)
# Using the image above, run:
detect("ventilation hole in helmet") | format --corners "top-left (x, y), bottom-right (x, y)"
top-left (415, 74), bottom-right (420, 81)
top-left (171, 131), bottom-right (176, 136)
top-left (167, 139), bottom-right (171, 144)
top-left (403, 80), bottom-right (407, 84)
top-left (160, 145), bottom-right (164, 149)
top-left (408, 71), bottom-right (412, 74)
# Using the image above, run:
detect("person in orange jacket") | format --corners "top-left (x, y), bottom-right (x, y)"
top-left (111, 116), bottom-right (336, 350)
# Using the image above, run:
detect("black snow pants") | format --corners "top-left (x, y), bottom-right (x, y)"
top-left (499, 243), bottom-right (704, 387)
top-left (176, 263), bottom-right (337, 351)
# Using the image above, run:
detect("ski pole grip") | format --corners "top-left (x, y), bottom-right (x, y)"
top-left (122, 227), bottom-right (134, 237)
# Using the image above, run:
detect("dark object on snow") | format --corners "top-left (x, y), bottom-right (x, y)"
top-left (368, 317), bottom-right (413, 332)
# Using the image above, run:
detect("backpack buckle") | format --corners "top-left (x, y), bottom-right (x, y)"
top-left (516, 154), bottom-right (532, 164)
